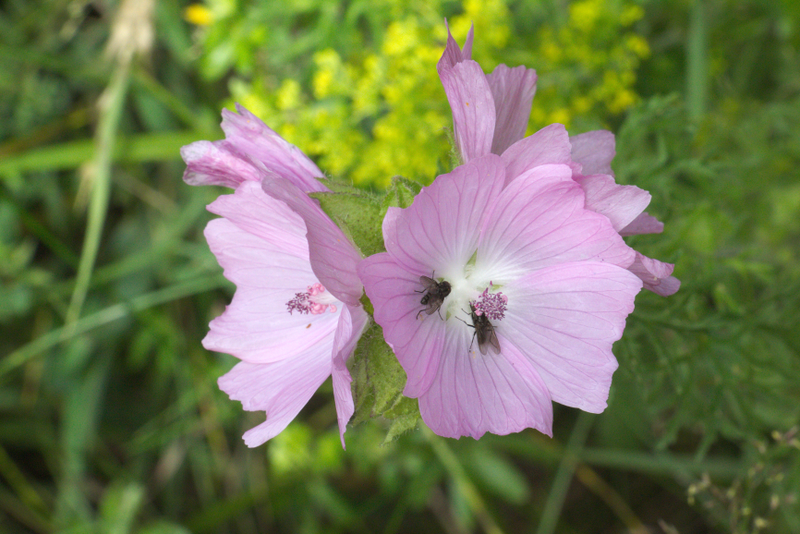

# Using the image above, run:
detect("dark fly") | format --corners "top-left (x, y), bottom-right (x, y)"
top-left (416, 275), bottom-right (451, 319)
top-left (467, 303), bottom-right (501, 355)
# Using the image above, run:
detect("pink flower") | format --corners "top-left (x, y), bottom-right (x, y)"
top-left (181, 103), bottom-right (327, 193)
top-left (204, 181), bottom-right (367, 447)
top-left (438, 25), bottom-right (679, 296)
top-left (185, 105), bottom-right (370, 447)
top-left (358, 155), bottom-right (643, 439)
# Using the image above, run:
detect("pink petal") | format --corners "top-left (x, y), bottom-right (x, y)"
top-left (206, 181), bottom-right (308, 259)
top-left (181, 140), bottom-right (265, 188)
top-left (627, 252), bottom-right (680, 296)
top-left (438, 59), bottom-right (496, 163)
top-left (479, 164), bottom-right (635, 277)
top-left (620, 212), bottom-right (664, 236)
top-left (574, 174), bottom-right (651, 232)
top-left (486, 64), bottom-right (538, 155)
top-left (202, 217), bottom-right (339, 364)
top-left (418, 327), bottom-right (553, 439)
top-left (262, 177), bottom-right (363, 306)
top-left (438, 20), bottom-right (474, 69)
top-left (221, 104), bottom-right (328, 193)
top-left (218, 340), bottom-right (334, 447)
top-left (358, 253), bottom-right (448, 397)
top-left (331, 304), bottom-right (370, 447)
top-left (501, 262), bottom-right (642, 412)
top-left (570, 130), bottom-right (616, 176)
top-left (500, 124), bottom-right (573, 184)
top-left (383, 155), bottom-right (506, 276)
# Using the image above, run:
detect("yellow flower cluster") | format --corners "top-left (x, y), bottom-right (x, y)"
top-left (199, 0), bottom-right (648, 188)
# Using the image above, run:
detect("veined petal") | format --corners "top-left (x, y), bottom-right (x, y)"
top-left (620, 212), bottom-right (664, 236)
top-left (358, 253), bottom-right (447, 397)
top-left (438, 20), bottom-right (474, 69)
top-left (383, 155), bottom-right (506, 276)
top-left (439, 60), bottom-right (496, 163)
top-left (500, 124), bottom-right (573, 184)
top-left (263, 177), bottom-right (363, 306)
top-left (570, 130), bottom-right (616, 176)
top-left (419, 327), bottom-right (553, 439)
top-left (478, 164), bottom-right (635, 280)
top-left (486, 64), bottom-right (538, 155)
top-left (574, 174), bottom-right (652, 232)
top-left (501, 262), bottom-right (642, 412)
top-left (331, 304), bottom-right (370, 448)
top-left (181, 139), bottom-right (265, 188)
top-left (221, 104), bottom-right (328, 193)
top-left (206, 181), bottom-right (308, 259)
top-left (628, 252), bottom-right (681, 296)
top-left (218, 340), bottom-right (334, 447)
top-left (203, 218), bottom-right (339, 363)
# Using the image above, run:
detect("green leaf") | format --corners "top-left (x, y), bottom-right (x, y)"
top-left (350, 322), bottom-right (421, 440)
top-left (310, 189), bottom-right (384, 257)
top-left (382, 397), bottom-right (420, 444)
top-left (381, 175), bottom-right (423, 213)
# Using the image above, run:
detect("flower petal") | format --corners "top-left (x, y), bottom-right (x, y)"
top-left (500, 124), bottom-right (573, 184)
top-left (574, 174), bottom-right (651, 232)
top-left (202, 217), bottom-right (339, 364)
top-left (218, 340), bottom-right (334, 447)
top-left (331, 304), bottom-right (370, 448)
top-left (438, 20), bottom-right (474, 69)
top-left (501, 262), bottom-right (642, 412)
top-left (486, 64), bottom-right (537, 155)
top-left (358, 253), bottom-right (448, 397)
top-left (627, 252), bottom-right (681, 296)
top-left (438, 59), bottom-right (496, 163)
top-left (221, 104), bottom-right (328, 193)
top-left (206, 181), bottom-right (308, 258)
top-left (383, 155), bottom-right (506, 277)
top-left (570, 130), bottom-right (616, 176)
top-left (419, 327), bottom-right (553, 439)
top-left (620, 212), bottom-right (664, 236)
top-left (478, 164), bottom-right (635, 280)
top-left (181, 140), bottom-right (265, 188)
top-left (263, 177), bottom-right (363, 306)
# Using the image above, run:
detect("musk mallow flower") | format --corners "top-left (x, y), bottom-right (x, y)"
top-left (358, 154), bottom-right (643, 439)
top-left (437, 24), bottom-right (679, 296)
top-left (184, 105), bottom-right (368, 447)
top-left (203, 181), bottom-right (367, 447)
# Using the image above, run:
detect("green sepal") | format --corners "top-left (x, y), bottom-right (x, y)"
top-left (309, 189), bottom-right (385, 257)
top-left (350, 321), bottom-right (421, 441)
top-left (382, 396), bottom-right (420, 444)
top-left (380, 175), bottom-right (423, 213)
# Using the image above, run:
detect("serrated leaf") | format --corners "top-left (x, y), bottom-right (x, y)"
top-left (310, 190), bottom-right (384, 257)
top-left (350, 322), bottom-right (421, 438)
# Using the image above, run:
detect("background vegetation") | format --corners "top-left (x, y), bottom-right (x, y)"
top-left (1, 0), bottom-right (799, 532)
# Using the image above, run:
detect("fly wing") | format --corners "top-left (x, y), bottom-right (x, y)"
top-left (419, 276), bottom-right (437, 291)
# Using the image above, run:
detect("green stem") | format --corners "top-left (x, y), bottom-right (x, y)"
top-left (64, 62), bottom-right (132, 329)
top-left (536, 412), bottom-right (594, 534)
top-left (686, 0), bottom-right (709, 121)
top-left (0, 274), bottom-right (226, 379)
top-left (422, 426), bottom-right (506, 534)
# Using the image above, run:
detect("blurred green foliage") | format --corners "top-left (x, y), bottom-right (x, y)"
top-left (1, 1), bottom-right (800, 533)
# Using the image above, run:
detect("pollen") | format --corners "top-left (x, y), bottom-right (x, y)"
top-left (286, 283), bottom-right (338, 314)
top-left (472, 286), bottom-right (508, 321)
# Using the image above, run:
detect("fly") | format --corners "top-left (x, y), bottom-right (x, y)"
top-left (467, 303), bottom-right (500, 355)
top-left (416, 275), bottom-right (451, 320)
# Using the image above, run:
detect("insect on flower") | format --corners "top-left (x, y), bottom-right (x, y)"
top-left (466, 303), bottom-right (501, 355)
top-left (416, 275), bottom-right (451, 319)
